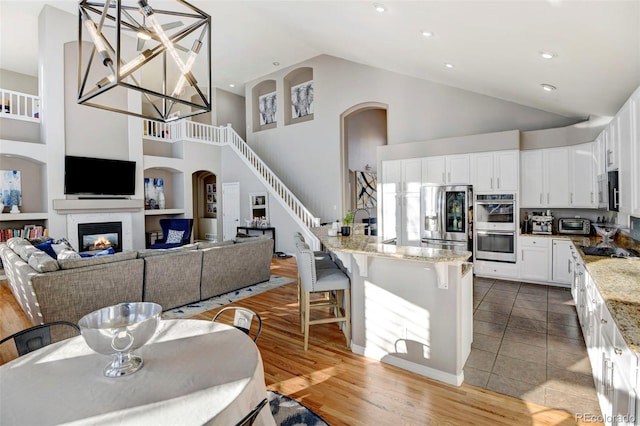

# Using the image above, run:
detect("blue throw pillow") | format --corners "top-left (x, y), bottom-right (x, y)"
top-left (34, 239), bottom-right (56, 259)
top-left (79, 247), bottom-right (115, 258)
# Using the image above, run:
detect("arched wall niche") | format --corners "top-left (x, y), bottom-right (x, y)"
top-left (284, 67), bottom-right (313, 126)
top-left (251, 80), bottom-right (277, 132)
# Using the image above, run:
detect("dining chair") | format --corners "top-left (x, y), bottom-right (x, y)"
top-left (295, 243), bottom-right (351, 351)
top-left (212, 307), bottom-right (263, 342)
top-left (0, 321), bottom-right (80, 357)
top-left (234, 398), bottom-right (268, 426)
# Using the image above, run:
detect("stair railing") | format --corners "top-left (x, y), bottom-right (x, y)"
top-left (142, 119), bottom-right (321, 249)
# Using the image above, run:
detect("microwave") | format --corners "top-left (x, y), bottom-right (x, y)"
top-left (558, 218), bottom-right (591, 235)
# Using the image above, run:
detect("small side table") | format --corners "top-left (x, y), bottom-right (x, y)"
top-left (236, 226), bottom-right (275, 252)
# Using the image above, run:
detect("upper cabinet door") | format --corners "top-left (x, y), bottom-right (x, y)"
top-left (632, 90), bottom-right (640, 216)
top-left (402, 158), bottom-right (423, 193)
top-left (569, 142), bottom-right (597, 208)
top-left (445, 154), bottom-right (470, 184)
top-left (470, 152), bottom-right (494, 191)
top-left (494, 150), bottom-right (519, 191)
top-left (617, 101), bottom-right (633, 214)
top-left (544, 147), bottom-right (570, 207)
top-left (381, 160), bottom-right (402, 193)
top-left (520, 150), bottom-right (544, 207)
top-left (422, 156), bottom-right (446, 185)
top-left (605, 120), bottom-right (619, 172)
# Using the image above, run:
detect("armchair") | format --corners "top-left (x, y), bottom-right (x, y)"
top-left (150, 218), bottom-right (194, 249)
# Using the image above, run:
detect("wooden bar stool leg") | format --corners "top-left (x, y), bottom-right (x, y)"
top-left (303, 290), bottom-right (311, 351)
top-left (344, 288), bottom-right (351, 348)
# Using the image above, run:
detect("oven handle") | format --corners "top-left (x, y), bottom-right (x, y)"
top-left (474, 201), bottom-right (515, 206)
top-left (476, 230), bottom-right (516, 236)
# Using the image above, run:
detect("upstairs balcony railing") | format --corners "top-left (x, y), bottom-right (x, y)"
top-left (0, 88), bottom-right (40, 123)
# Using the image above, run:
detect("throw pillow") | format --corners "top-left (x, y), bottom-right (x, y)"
top-left (35, 240), bottom-right (56, 259)
top-left (165, 229), bottom-right (184, 244)
top-left (57, 249), bottom-right (81, 260)
top-left (51, 238), bottom-right (74, 255)
top-left (18, 245), bottom-right (40, 262)
top-left (28, 251), bottom-right (60, 273)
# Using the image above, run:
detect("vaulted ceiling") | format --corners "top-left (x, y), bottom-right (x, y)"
top-left (1, 0), bottom-right (639, 119)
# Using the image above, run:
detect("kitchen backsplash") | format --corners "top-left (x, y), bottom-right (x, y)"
top-left (631, 216), bottom-right (640, 242)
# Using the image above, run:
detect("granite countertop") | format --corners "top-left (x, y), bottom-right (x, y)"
top-left (521, 232), bottom-right (640, 353)
top-left (310, 226), bottom-right (472, 263)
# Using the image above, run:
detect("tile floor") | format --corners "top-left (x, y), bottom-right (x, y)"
top-left (464, 276), bottom-right (602, 418)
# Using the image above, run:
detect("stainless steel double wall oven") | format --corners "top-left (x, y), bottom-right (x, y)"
top-left (474, 193), bottom-right (517, 263)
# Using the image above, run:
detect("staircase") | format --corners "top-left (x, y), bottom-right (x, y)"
top-left (144, 119), bottom-right (322, 250)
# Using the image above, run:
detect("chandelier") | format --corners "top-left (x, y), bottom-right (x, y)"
top-left (77, 0), bottom-right (211, 123)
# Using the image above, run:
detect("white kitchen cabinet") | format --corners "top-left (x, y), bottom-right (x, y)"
top-left (551, 239), bottom-right (572, 286)
top-left (617, 100), bottom-right (633, 214)
top-left (518, 236), bottom-right (549, 283)
top-left (421, 155), bottom-right (470, 185)
top-left (470, 150), bottom-right (518, 192)
top-left (380, 159), bottom-right (423, 246)
top-left (605, 120), bottom-right (619, 172)
top-left (569, 142), bottom-right (597, 208)
top-left (446, 155), bottom-right (470, 184)
top-left (520, 148), bottom-right (570, 208)
top-left (633, 89), bottom-right (640, 216)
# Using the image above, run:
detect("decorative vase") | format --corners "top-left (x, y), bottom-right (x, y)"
top-left (158, 191), bottom-right (165, 209)
top-left (340, 226), bottom-right (351, 236)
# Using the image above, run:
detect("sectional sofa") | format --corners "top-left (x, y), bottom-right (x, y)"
top-left (0, 236), bottom-right (273, 339)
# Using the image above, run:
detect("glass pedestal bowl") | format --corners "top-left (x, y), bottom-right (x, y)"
top-left (79, 302), bottom-right (162, 377)
top-left (593, 224), bottom-right (619, 246)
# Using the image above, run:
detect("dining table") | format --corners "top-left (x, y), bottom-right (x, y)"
top-left (0, 319), bottom-right (276, 426)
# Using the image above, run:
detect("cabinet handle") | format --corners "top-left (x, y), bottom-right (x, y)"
top-left (592, 299), bottom-right (596, 304)
top-left (521, 251), bottom-right (524, 261)
top-left (590, 192), bottom-right (594, 204)
top-left (613, 189), bottom-right (619, 209)
top-left (601, 318), bottom-right (607, 324)
top-left (547, 193), bottom-right (550, 204)
top-left (540, 193), bottom-right (542, 204)
top-left (497, 177), bottom-right (500, 188)
top-left (490, 177), bottom-right (494, 189)
top-left (614, 347), bottom-right (623, 356)
top-left (442, 172), bottom-right (446, 182)
top-left (567, 259), bottom-right (571, 273)
top-left (570, 192), bottom-right (573, 204)
top-left (448, 172), bottom-right (451, 182)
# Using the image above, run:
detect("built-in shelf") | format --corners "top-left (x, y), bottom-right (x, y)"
top-left (144, 208), bottom-right (185, 216)
top-left (52, 199), bottom-right (144, 214)
top-left (0, 212), bottom-right (48, 221)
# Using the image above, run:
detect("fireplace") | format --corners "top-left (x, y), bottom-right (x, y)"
top-left (77, 222), bottom-right (123, 253)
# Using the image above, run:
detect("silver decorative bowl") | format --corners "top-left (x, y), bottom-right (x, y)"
top-left (593, 224), bottom-right (618, 243)
top-left (79, 302), bottom-right (162, 377)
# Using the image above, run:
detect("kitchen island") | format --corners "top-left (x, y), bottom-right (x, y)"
top-left (311, 226), bottom-right (473, 386)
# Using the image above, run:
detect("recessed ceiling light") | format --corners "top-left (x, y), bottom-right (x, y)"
top-left (541, 83), bottom-right (557, 92)
top-left (445, 63), bottom-right (454, 69)
top-left (540, 51), bottom-right (556, 60)
top-left (272, 61), bottom-right (280, 66)
top-left (374, 4), bottom-right (386, 13)
top-left (421, 30), bottom-right (434, 37)
top-left (229, 84), bottom-right (235, 88)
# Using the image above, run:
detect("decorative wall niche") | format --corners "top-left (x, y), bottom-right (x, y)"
top-left (284, 67), bottom-right (314, 126)
top-left (252, 80), bottom-right (277, 132)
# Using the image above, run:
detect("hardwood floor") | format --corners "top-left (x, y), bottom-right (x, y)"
top-left (0, 258), bottom-right (596, 425)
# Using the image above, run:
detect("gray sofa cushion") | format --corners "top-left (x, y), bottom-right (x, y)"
top-left (58, 251), bottom-right (138, 270)
top-left (28, 251), bottom-right (60, 273)
top-left (136, 243), bottom-right (198, 258)
top-left (142, 250), bottom-right (203, 310)
top-left (18, 245), bottom-right (40, 262)
top-left (196, 240), bottom-right (234, 250)
top-left (7, 237), bottom-right (31, 251)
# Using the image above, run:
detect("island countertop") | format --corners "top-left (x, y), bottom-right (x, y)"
top-left (311, 226), bottom-right (472, 263)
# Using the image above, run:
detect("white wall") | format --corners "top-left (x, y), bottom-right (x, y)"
top-left (215, 89), bottom-right (246, 140)
top-left (245, 54), bottom-right (582, 223)
top-left (347, 108), bottom-right (386, 173)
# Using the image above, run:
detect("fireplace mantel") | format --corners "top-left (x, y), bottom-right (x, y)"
top-left (52, 199), bottom-right (144, 214)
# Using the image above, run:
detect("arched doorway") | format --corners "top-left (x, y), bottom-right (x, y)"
top-left (340, 102), bottom-right (389, 225)
top-left (192, 170), bottom-right (218, 241)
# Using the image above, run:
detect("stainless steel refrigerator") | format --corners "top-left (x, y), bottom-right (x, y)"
top-left (421, 184), bottom-right (473, 251)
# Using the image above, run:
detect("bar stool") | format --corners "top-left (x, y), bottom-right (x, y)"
top-left (295, 243), bottom-right (351, 351)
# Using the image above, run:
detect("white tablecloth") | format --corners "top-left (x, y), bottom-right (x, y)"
top-left (0, 319), bottom-right (276, 426)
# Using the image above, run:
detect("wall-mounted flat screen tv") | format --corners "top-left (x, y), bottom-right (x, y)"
top-left (64, 156), bottom-right (136, 196)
